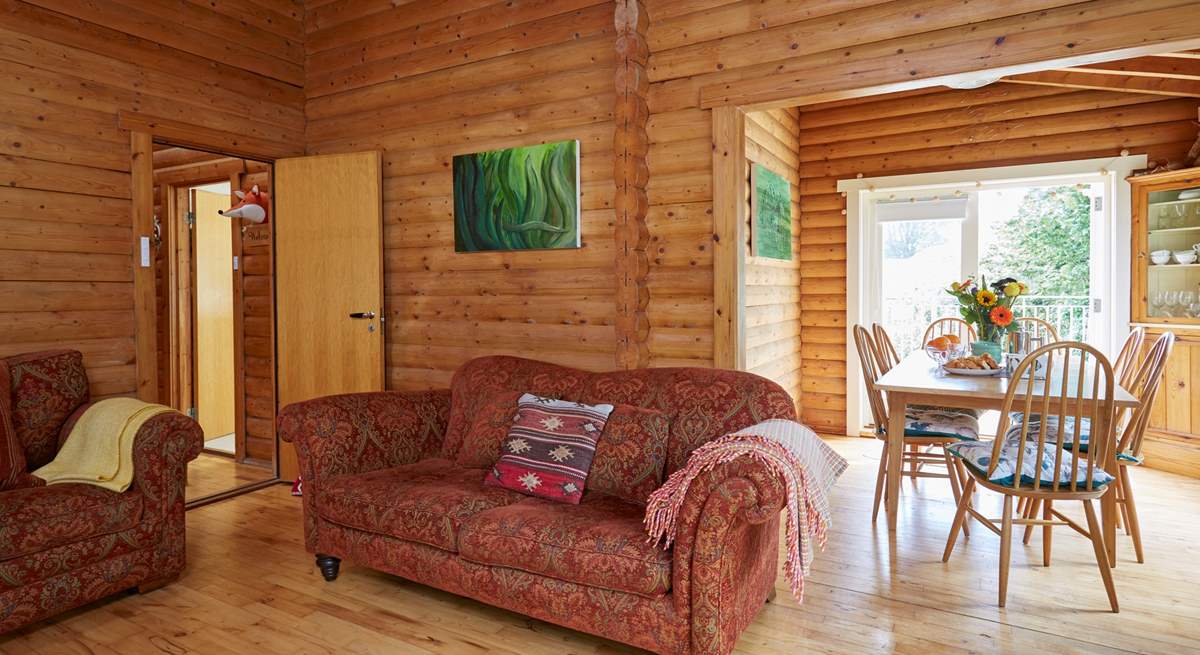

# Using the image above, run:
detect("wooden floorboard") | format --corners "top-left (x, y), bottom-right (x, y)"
top-left (4, 436), bottom-right (1198, 654)
top-left (185, 451), bottom-right (274, 502)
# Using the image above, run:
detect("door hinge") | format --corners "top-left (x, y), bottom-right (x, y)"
top-left (186, 211), bottom-right (196, 228)
top-left (187, 407), bottom-right (197, 420)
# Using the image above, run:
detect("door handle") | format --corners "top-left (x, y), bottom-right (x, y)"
top-left (349, 311), bottom-right (376, 319)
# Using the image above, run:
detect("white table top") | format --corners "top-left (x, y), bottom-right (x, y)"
top-left (875, 352), bottom-right (1139, 409)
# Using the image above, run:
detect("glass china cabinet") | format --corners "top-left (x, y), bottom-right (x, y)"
top-left (1129, 167), bottom-right (1200, 470)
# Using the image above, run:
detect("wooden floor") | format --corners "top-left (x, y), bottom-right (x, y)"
top-left (185, 452), bottom-right (274, 502)
top-left (4, 436), bottom-right (1199, 654)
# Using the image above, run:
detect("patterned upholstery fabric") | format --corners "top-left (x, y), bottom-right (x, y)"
top-left (454, 389), bottom-right (522, 468)
top-left (0, 360), bottom-right (31, 491)
top-left (587, 404), bottom-right (669, 504)
top-left (0, 484), bottom-right (143, 560)
top-left (316, 458), bottom-right (524, 552)
top-left (5, 350), bottom-right (89, 470)
top-left (459, 495), bottom-right (671, 596)
top-left (280, 356), bottom-right (797, 655)
top-left (485, 394), bottom-right (614, 504)
top-left (0, 350), bottom-right (203, 635)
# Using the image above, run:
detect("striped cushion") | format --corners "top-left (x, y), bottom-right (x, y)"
top-left (485, 394), bottom-right (614, 504)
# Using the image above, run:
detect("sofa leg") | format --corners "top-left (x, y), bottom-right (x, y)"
top-left (765, 587), bottom-right (777, 603)
top-left (136, 574), bottom-right (178, 594)
top-left (316, 554), bottom-right (341, 581)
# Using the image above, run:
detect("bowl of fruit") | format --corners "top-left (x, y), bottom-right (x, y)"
top-left (924, 334), bottom-right (966, 365)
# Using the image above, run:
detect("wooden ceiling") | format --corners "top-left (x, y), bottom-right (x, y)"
top-left (1001, 51), bottom-right (1200, 97)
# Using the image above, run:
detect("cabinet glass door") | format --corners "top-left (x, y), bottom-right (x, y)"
top-left (1146, 184), bottom-right (1200, 322)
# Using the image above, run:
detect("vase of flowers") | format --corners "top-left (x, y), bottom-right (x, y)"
top-left (946, 275), bottom-right (1026, 359)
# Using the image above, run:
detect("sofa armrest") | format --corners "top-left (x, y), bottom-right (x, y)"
top-left (127, 411), bottom-right (203, 579)
top-left (668, 458), bottom-right (785, 654)
top-left (277, 390), bottom-right (451, 551)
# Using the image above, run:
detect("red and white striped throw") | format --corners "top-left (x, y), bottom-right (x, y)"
top-left (643, 419), bottom-right (847, 602)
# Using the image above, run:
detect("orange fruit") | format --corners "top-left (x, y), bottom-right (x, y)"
top-left (944, 334), bottom-right (961, 345)
top-left (927, 336), bottom-right (951, 351)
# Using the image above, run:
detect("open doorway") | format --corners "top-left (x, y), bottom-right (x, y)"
top-left (150, 144), bottom-right (278, 503)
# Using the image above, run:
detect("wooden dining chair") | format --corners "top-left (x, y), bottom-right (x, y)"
top-left (871, 323), bottom-right (901, 373)
top-left (1112, 327), bottom-right (1146, 390)
top-left (942, 341), bottom-right (1119, 612)
top-left (921, 317), bottom-right (976, 345)
top-left (853, 325), bottom-right (974, 533)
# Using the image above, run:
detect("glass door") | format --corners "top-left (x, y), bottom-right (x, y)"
top-left (1143, 182), bottom-right (1200, 323)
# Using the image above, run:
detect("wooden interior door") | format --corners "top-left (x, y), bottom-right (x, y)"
top-left (193, 189), bottom-right (237, 442)
top-left (275, 152), bottom-right (384, 480)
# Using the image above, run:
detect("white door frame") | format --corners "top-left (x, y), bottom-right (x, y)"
top-left (841, 155), bottom-right (1147, 436)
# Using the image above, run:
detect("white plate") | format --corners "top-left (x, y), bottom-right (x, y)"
top-left (943, 366), bottom-right (1003, 376)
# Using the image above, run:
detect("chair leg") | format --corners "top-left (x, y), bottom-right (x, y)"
top-left (942, 477), bottom-right (975, 562)
top-left (872, 443), bottom-right (889, 523)
top-left (908, 443), bottom-right (918, 480)
top-left (998, 495), bottom-right (1014, 608)
top-left (1082, 499), bottom-right (1119, 612)
top-left (941, 448), bottom-right (969, 537)
top-left (1042, 499), bottom-right (1053, 567)
top-left (1121, 467), bottom-right (1145, 564)
top-left (1022, 498), bottom-right (1041, 545)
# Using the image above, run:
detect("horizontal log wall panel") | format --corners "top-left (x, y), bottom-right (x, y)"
top-left (308, 1), bottom-right (624, 390)
top-left (742, 108), bottom-right (802, 408)
top-left (0, 0), bottom-right (302, 398)
top-left (795, 85), bottom-right (1200, 433)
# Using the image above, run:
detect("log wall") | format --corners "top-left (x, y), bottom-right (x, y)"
top-left (0, 0), bottom-right (303, 398)
top-left (796, 86), bottom-right (1200, 433)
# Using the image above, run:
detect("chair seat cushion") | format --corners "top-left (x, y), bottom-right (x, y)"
top-left (316, 458), bottom-right (525, 552)
top-left (1009, 414), bottom-right (1140, 463)
top-left (885, 407), bottom-right (980, 441)
top-left (946, 438), bottom-right (1114, 488)
top-left (458, 494), bottom-right (672, 597)
top-left (0, 483), bottom-right (144, 560)
top-left (913, 404), bottom-right (982, 419)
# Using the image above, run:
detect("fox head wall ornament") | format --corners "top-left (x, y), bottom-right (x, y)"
top-left (219, 184), bottom-right (270, 224)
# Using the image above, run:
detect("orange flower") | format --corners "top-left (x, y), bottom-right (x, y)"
top-left (990, 306), bottom-right (1013, 327)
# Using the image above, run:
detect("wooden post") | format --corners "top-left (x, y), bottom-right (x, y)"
top-left (712, 106), bottom-right (746, 370)
top-left (131, 132), bottom-right (158, 402)
top-left (613, 0), bottom-right (650, 369)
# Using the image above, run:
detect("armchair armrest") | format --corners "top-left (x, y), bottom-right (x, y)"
top-left (129, 411), bottom-right (203, 579)
top-left (668, 458), bottom-right (786, 655)
top-left (277, 390), bottom-right (451, 551)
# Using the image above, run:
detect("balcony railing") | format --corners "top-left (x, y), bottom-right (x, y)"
top-left (880, 295), bottom-right (1090, 356)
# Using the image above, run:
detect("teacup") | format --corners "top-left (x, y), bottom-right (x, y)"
top-left (1174, 250), bottom-right (1198, 265)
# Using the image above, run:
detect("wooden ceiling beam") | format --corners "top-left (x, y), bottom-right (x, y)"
top-left (1065, 55), bottom-right (1200, 80)
top-left (1001, 69), bottom-right (1200, 97)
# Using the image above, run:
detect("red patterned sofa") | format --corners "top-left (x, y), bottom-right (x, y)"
top-left (278, 355), bottom-right (796, 655)
top-left (0, 350), bottom-right (203, 634)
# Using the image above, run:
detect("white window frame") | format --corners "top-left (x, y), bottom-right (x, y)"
top-left (841, 155), bottom-right (1146, 436)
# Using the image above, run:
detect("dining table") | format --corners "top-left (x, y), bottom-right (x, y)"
top-left (873, 351), bottom-right (1140, 564)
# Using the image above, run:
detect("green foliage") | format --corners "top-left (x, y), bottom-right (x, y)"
top-left (980, 186), bottom-right (1091, 296)
top-left (453, 140), bottom-right (580, 252)
top-left (884, 220), bottom-right (945, 258)
top-left (752, 164), bottom-right (792, 260)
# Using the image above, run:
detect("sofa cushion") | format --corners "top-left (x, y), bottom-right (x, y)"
top-left (458, 494), bottom-right (672, 597)
top-left (455, 390), bottom-right (522, 469)
top-left (586, 405), bottom-right (669, 505)
top-left (316, 458), bottom-right (525, 552)
top-left (484, 394), bottom-right (614, 504)
top-left (0, 359), bottom-right (31, 491)
top-left (5, 350), bottom-right (89, 470)
top-left (0, 483), bottom-right (144, 561)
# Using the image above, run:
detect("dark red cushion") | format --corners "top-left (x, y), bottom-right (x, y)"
top-left (0, 483), bottom-right (144, 560)
top-left (587, 405), bottom-right (669, 505)
top-left (484, 394), bottom-right (613, 504)
top-left (315, 458), bottom-right (524, 552)
top-left (5, 350), bottom-right (89, 470)
top-left (454, 390), bottom-right (522, 469)
top-left (458, 494), bottom-right (672, 597)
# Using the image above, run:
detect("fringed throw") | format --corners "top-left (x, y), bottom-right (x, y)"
top-left (643, 419), bottom-right (847, 602)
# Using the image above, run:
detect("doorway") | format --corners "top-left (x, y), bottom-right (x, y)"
top-left (150, 144), bottom-right (278, 503)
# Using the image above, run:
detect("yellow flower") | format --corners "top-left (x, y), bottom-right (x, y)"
top-left (975, 289), bottom-right (997, 307)
top-left (1003, 282), bottom-right (1022, 298)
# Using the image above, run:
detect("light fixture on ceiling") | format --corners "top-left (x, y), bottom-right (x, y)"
top-left (945, 74), bottom-right (1001, 90)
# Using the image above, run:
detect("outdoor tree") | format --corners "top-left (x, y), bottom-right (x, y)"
top-left (884, 220), bottom-right (945, 259)
top-left (980, 186), bottom-right (1091, 297)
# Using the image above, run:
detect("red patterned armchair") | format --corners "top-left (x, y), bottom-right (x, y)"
top-left (0, 350), bottom-right (203, 634)
top-left (279, 355), bottom-right (796, 655)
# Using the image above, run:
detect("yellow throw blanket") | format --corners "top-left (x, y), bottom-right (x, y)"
top-left (33, 398), bottom-right (174, 492)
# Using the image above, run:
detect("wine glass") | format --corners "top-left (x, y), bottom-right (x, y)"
top-left (1189, 301), bottom-right (1200, 319)
top-left (1166, 290), bottom-right (1184, 316)
top-left (1173, 204), bottom-right (1188, 229)
top-left (1182, 291), bottom-right (1197, 318)
top-left (1151, 290), bottom-right (1167, 316)
top-left (1156, 205), bottom-right (1170, 230)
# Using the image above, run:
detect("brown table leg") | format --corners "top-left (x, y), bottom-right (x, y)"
top-left (885, 391), bottom-right (909, 532)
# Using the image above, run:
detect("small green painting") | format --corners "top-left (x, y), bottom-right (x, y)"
top-left (751, 164), bottom-right (792, 260)
top-left (453, 140), bottom-right (581, 252)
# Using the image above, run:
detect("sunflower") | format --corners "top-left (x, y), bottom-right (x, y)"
top-left (990, 306), bottom-right (1014, 327)
top-left (975, 289), bottom-right (997, 307)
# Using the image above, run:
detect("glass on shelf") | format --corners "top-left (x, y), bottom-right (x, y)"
top-left (1144, 182), bottom-right (1200, 322)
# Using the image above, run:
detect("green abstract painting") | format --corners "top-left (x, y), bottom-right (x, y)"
top-left (751, 163), bottom-right (792, 260)
top-left (453, 140), bottom-right (581, 252)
